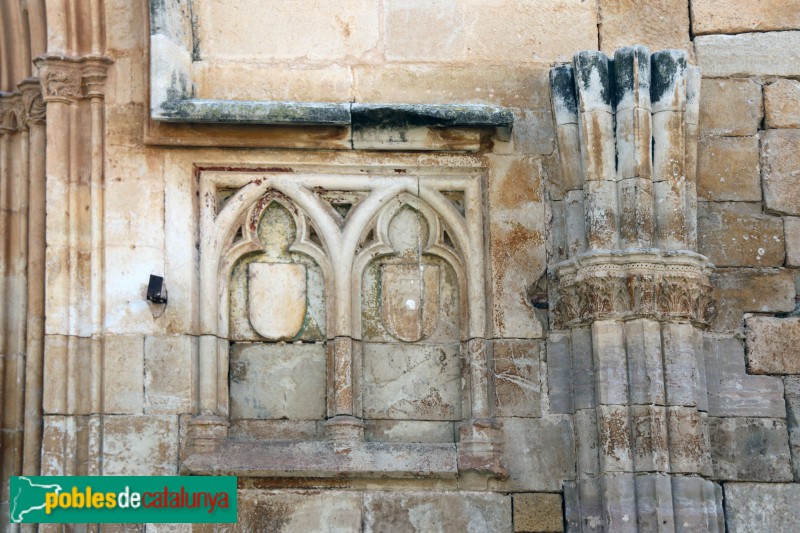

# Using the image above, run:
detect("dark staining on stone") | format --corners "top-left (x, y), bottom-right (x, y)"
top-left (164, 71), bottom-right (192, 105)
top-left (573, 51), bottom-right (613, 108)
top-left (350, 103), bottom-right (513, 131)
top-left (650, 50), bottom-right (687, 106)
top-left (158, 100), bottom-right (352, 125)
top-left (613, 46), bottom-right (650, 108)
top-left (549, 65), bottom-right (578, 115)
top-left (149, 0), bottom-right (167, 36)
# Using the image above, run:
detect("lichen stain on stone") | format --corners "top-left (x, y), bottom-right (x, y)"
top-left (601, 409), bottom-right (631, 461)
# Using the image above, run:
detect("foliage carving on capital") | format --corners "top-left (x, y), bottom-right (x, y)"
top-left (552, 252), bottom-right (716, 328)
top-left (0, 94), bottom-right (24, 132)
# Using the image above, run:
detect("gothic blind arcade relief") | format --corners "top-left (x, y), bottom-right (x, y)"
top-left (183, 168), bottom-right (507, 479)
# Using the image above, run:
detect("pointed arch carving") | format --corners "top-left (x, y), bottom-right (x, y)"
top-left (187, 166), bottom-right (505, 480)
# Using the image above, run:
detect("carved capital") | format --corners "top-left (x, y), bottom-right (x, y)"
top-left (0, 92), bottom-right (24, 133)
top-left (553, 250), bottom-right (716, 328)
top-left (18, 79), bottom-right (46, 125)
top-left (34, 55), bottom-right (113, 103)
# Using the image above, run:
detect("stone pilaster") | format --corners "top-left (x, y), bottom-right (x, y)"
top-left (550, 46), bottom-right (723, 532)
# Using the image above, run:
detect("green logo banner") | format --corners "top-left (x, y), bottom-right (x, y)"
top-left (9, 476), bottom-right (237, 524)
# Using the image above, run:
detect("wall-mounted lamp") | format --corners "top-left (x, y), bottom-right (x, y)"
top-left (147, 274), bottom-right (168, 304)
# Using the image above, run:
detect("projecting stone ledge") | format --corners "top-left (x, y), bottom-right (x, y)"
top-left (155, 99), bottom-right (352, 125)
top-left (152, 100), bottom-right (513, 150)
top-left (180, 440), bottom-right (458, 478)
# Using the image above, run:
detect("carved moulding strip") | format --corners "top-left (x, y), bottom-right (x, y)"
top-left (552, 249), bottom-right (715, 328)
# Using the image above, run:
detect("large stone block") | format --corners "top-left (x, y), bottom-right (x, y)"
top-left (382, 0), bottom-right (597, 64)
top-left (764, 79), bottom-right (800, 129)
top-left (599, 0), bottom-right (692, 56)
top-left (492, 417), bottom-right (575, 491)
top-left (761, 129), bottom-right (800, 216)
top-left (236, 490), bottom-right (362, 533)
top-left (229, 343), bottom-right (326, 420)
top-left (709, 417), bottom-right (792, 481)
top-left (704, 335), bottom-right (786, 418)
top-left (709, 269), bottom-right (796, 332)
top-left (745, 316), bottom-right (800, 374)
top-left (699, 79), bottom-right (762, 137)
top-left (691, 0), bottom-right (800, 35)
top-left (194, 62), bottom-right (353, 102)
top-left (195, 0), bottom-right (380, 63)
top-left (103, 415), bottom-right (178, 475)
top-left (487, 154), bottom-right (547, 338)
top-left (363, 491), bottom-right (511, 532)
top-left (362, 343), bottom-right (461, 421)
top-left (696, 31), bottom-right (800, 77)
top-left (492, 340), bottom-right (542, 418)
top-left (696, 136), bottom-right (760, 201)
top-left (513, 493), bottom-right (564, 533)
top-left (144, 335), bottom-right (194, 414)
top-left (697, 202), bottom-right (785, 267)
top-left (725, 483), bottom-right (800, 532)
top-left (104, 335), bottom-right (144, 415)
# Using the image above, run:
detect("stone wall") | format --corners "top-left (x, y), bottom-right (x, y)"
top-left (0, 1), bottom-right (799, 531)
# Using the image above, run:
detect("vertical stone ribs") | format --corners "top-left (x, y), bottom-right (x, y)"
top-left (550, 47), bottom-right (723, 532)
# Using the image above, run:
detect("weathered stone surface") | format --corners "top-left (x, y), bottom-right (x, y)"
top-left (103, 415), bottom-right (178, 475)
top-left (492, 340), bottom-right (542, 418)
top-left (236, 490), bottom-right (362, 533)
top-left (761, 129), bottom-right (800, 216)
top-left (691, 0), bottom-right (800, 35)
top-left (764, 79), bottom-right (800, 129)
top-left (709, 417), bottom-right (792, 481)
top-left (229, 343), bottom-right (326, 420)
top-left (363, 491), bottom-right (511, 533)
top-left (725, 483), bottom-right (800, 532)
top-left (697, 202), bottom-right (785, 267)
top-left (513, 493), bottom-right (564, 533)
top-left (709, 269), bottom-right (796, 332)
top-left (488, 154), bottom-right (546, 339)
top-left (353, 65), bottom-right (555, 155)
top-left (599, 0), bottom-right (692, 56)
top-left (362, 343), bottom-right (461, 421)
top-left (545, 332), bottom-right (574, 414)
top-left (697, 136), bottom-right (760, 201)
top-left (696, 31), bottom-right (800, 77)
top-left (144, 335), bottom-right (193, 414)
top-left (196, 0), bottom-right (380, 63)
top-left (785, 376), bottom-right (800, 480)
top-left (383, 0), bottom-right (598, 64)
top-left (104, 335), bottom-right (144, 414)
top-left (194, 62), bottom-right (354, 102)
top-left (699, 79), bottom-right (762, 137)
top-left (786, 217), bottom-right (800, 267)
top-left (704, 335), bottom-right (786, 418)
top-left (365, 420), bottom-right (454, 443)
top-left (745, 316), bottom-right (800, 374)
top-left (492, 417), bottom-right (575, 491)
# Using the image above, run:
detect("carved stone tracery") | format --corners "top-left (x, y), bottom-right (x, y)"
top-left (185, 167), bottom-right (506, 479)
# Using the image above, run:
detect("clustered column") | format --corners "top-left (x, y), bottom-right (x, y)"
top-left (34, 55), bottom-right (111, 484)
top-left (549, 46), bottom-right (723, 532)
